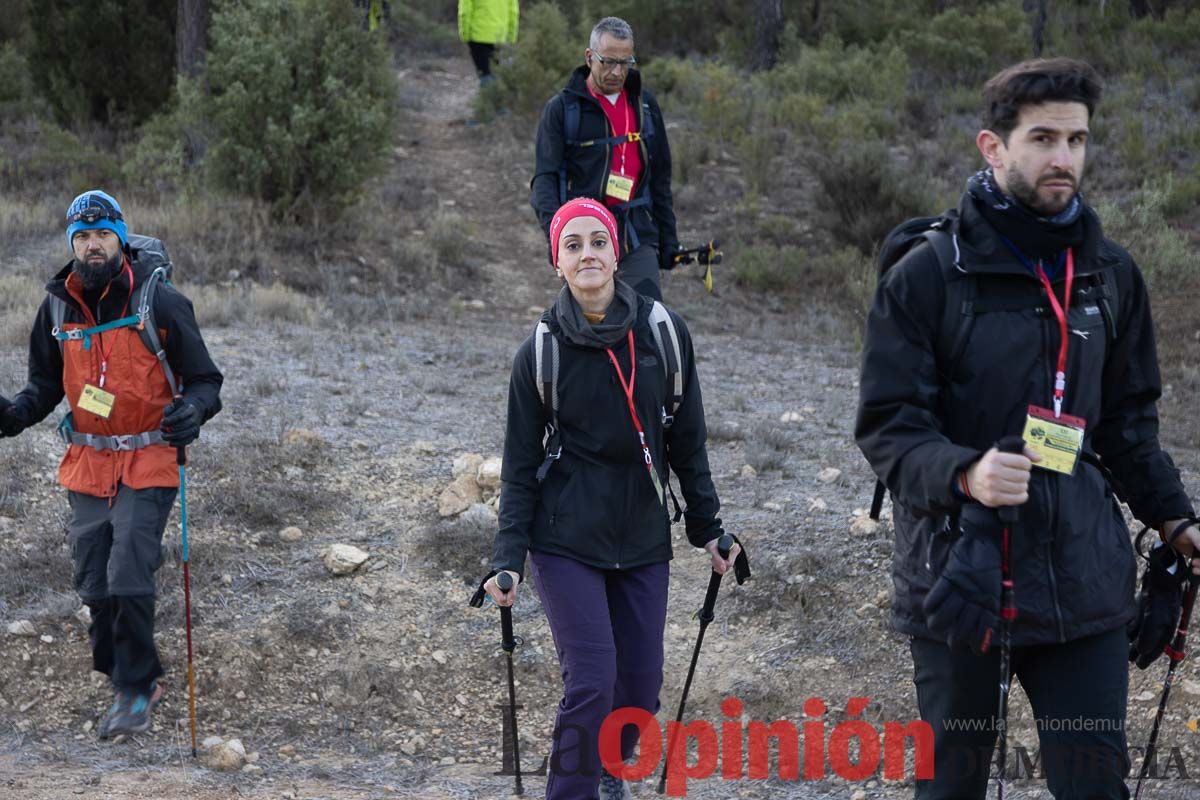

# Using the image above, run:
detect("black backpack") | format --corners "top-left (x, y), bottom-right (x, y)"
top-left (866, 210), bottom-right (1120, 519)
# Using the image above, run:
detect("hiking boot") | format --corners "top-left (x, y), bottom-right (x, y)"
top-left (96, 692), bottom-right (127, 740)
top-left (102, 682), bottom-right (162, 739)
top-left (599, 770), bottom-right (633, 800)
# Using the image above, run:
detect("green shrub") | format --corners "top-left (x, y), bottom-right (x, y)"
top-left (474, 1), bottom-right (577, 121)
top-left (0, 42), bottom-right (35, 116)
top-left (1096, 184), bottom-right (1192, 294)
top-left (806, 137), bottom-right (936, 255)
top-left (1162, 167), bottom-right (1200, 220)
top-left (899, 5), bottom-right (1028, 87)
top-left (767, 37), bottom-right (909, 108)
top-left (24, 0), bottom-right (176, 127)
top-left (732, 243), bottom-right (807, 292)
top-left (202, 0), bottom-right (397, 219)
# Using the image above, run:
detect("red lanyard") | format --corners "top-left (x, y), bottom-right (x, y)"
top-left (619, 100), bottom-right (633, 176)
top-left (606, 330), bottom-right (655, 474)
top-left (1034, 248), bottom-right (1075, 418)
top-left (96, 260), bottom-right (134, 389)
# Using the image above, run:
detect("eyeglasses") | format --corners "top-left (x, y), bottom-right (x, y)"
top-left (593, 53), bottom-right (636, 72)
top-left (67, 206), bottom-right (123, 225)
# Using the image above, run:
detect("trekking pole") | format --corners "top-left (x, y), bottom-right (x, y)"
top-left (1133, 572), bottom-right (1200, 800)
top-left (672, 240), bottom-right (722, 293)
top-left (496, 572), bottom-right (524, 796)
top-left (658, 533), bottom-right (733, 795)
top-left (993, 435), bottom-right (1026, 800)
top-left (177, 445), bottom-right (198, 758)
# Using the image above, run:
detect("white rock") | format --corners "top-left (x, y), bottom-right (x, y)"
top-left (279, 526), bottom-right (304, 543)
top-left (438, 473), bottom-right (482, 517)
top-left (461, 502), bottom-right (498, 528)
top-left (205, 737), bottom-right (247, 771)
top-left (763, 502), bottom-right (782, 512)
top-left (741, 464), bottom-right (758, 479)
top-left (850, 517), bottom-right (883, 536)
top-left (401, 735), bottom-right (426, 756)
top-left (6, 620), bottom-right (36, 637)
top-left (1134, 690), bottom-right (1156, 702)
top-left (241, 764), bottom-right (263, 774)
top-left (1181, 679), bottom-right (1200, 696)
top-left (75, 606), bottom-right (92, 626)
top-left (851, 790), bottom-right (868, 800)
top-left (202, 735), bottom-right (224, 748)
top-left (476, 457), bottom-right (503, 492)
top-left (39, 634), bottom-right (53, 644)
top-left (780, 411), bottom-right (804, 424)
top-left (324, 544), bottom-right (371, 576)
top-left (464, 299), bottom-right (486, 310)
top-left (452, 453), bottom-right (484, 479)
top-left (817, 467), bottom-right (842, 484)
top-left (808, 498), bottom-right (828, 512)
top-left (432, 650), bottom-right (448, 665)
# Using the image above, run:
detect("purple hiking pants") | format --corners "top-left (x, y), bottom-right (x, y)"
top-left (530, 550), bottom-right (670, 800)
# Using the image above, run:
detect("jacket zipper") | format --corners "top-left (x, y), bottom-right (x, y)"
top-left (1039, 308), bottom-right (1068, 642)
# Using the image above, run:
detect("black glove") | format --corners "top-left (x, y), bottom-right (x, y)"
top-left (923, 513), bottom-right (1002, 654)
top-left (1128, 542), bottom-right (1188, 669)
top-left (660, 243), bottom-right (683, 271)
top-left (161, 398), bottom-right (202, 446)
top-left (0, 395), bottom-right (24, 438)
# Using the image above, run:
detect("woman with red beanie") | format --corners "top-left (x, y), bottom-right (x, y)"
top-left (479, 198), bottom-right (744, 799)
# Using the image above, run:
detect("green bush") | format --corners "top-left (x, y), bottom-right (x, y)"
top-left (475, 2), bottom-right (578, 121)
top-left (1096, 184), bottom-right (1193, 294)
top-left (0, 42), bottom-right (35, 118)
top-left (733, 243), bottom-right (808, 292)
top-left (200, 0), bottom-right (397, 219)
top-left (806, 137), bottom-right (936, 255)
top-left (24, 0), bottom-right (176, 127)
top-left (899, 5), bottom-right (1029, 87)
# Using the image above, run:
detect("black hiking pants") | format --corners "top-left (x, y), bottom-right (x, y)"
top-left (911, 629), bottom-right (1130, 799)
top-left (69, 485), bottom-right (177, 694)
top-left (467, 41), bottom-right (495, 79)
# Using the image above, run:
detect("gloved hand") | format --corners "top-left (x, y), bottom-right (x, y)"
top-left (923, 520), bottom-right (1002, 654)
top-left (161, 398), bottom-right (202, 446)
top-left (0, 395), bottom-right (24, 438)
top-left (1128, 542), bottom-right (1188, 669)
top-left (659, 243), bottom-right (684, 271)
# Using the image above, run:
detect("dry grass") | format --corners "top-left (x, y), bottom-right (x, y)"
top-left (183, 281), bottom-right (323, 328)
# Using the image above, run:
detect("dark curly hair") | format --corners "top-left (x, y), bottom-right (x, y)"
top-left (982, 58), bottom-right (1103, 142)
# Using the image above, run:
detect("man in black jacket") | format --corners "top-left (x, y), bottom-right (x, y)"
top-left (856, 59), bottom-right (1198, 799)
top-left (1, 189), bottom-right (223, 741)
top-left (530, 16), bottom-right (679, 301)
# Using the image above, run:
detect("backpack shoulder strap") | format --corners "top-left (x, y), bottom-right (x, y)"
top-left (647, 301), bottom-right (684, 425)
top-left (559, 95), bottom-right (581, 205)
top-left (48, 295), bottom-right (69, 356)
top-left (533, 319), bottom-right (561, 482)
top-left (135, 267), bottom-right (179, 397)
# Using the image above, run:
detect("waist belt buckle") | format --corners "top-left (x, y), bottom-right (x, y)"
top-left (111, 434), bottom-right (135, 452)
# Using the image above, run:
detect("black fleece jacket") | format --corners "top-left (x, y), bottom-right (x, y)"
top-left (856, 191), bottom-right (1193, 646)
top-left (492, 294), bottom-right (721, 577)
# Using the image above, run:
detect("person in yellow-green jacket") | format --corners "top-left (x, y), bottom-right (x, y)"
top-left (458, 0), bottom-right (518, 84)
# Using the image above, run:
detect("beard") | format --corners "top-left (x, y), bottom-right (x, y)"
top-left (1006, 167), bottom-right (1080, 216)
top-left (73, 251), bottom-right (123, 291)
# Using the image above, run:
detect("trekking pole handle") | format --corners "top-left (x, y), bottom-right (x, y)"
top-left (496, 572), bottom-right (516, 653)
top-left (996, 435), bottom-right (1026, 524)
top-left (699, 534), bottom-right (733, 624)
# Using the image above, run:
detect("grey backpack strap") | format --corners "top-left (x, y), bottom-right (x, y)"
top-left (136, 266), bottom-right (179, 397)
top-left (647, 301), bottom-right (684, 426)
top-left (533, 320), bottom-right (561, 482)
top-left (48, 296), bottom-right (69, 357)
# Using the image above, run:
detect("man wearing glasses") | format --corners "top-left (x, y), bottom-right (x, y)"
top-left (531, 16), bottom-right (679, 301)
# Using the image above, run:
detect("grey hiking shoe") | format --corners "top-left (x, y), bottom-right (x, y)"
top-left (101, 681), bottom-right (162, 739)
top-left (97, 692), bottom-right (127, 740)
top-left (599, 770), bottom-right (633, 800)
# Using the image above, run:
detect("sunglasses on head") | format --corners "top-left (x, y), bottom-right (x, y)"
top-left (67, 206), bottom-right (123, 225)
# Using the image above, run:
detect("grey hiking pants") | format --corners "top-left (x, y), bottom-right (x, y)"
top-left (69, 484), bottom-right (177, 693)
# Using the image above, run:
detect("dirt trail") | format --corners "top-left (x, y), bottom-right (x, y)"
top-left (2, 57), bottom-right (1199, 800)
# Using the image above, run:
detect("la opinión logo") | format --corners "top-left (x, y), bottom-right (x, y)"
top-left (593, 696), bottom-right (932, 796)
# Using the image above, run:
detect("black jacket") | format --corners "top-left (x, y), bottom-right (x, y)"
top-left (530, 66), bottom-right (678, 260)
top-left (8, 244), bottom-right (224, 429)
top-left (856, 192), bottom-right (1194, 646)
top-left (492, 294), bottom-right (721, 577)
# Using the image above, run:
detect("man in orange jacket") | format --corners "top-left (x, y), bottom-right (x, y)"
top-left (0, 189), bottom-right (223, 740)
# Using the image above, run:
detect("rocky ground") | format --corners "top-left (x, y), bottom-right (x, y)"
top-left (1, 57), bottom-right (1198, 800)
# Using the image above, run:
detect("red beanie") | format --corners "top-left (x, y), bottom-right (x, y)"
top-left (549, 198), bottom-right (620, 269)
